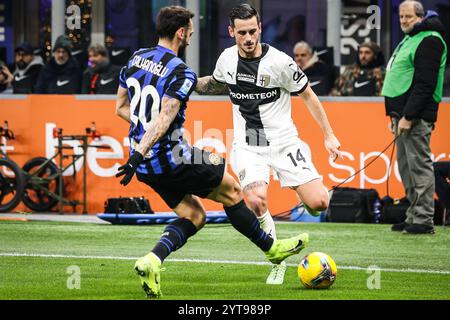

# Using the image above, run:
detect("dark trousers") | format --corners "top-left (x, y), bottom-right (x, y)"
top-left (393, 118), bottom-right (435, 226)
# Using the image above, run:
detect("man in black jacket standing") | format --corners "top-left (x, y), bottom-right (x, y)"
top-left (382, 1), bottom-right (447, 234)
top-left (82, 44), bottom-right (121, 94)
top-left (293, 41), bottom-right (335, 96)
top-left (1, 43), bottom-right (43, 94)
top-left (35, 35), bottom-right (83, 94)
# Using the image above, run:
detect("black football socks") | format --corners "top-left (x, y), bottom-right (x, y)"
top-left (152, 218), bottom-right (198, 262)
top-left (224, 200), bottom-right (274, 252)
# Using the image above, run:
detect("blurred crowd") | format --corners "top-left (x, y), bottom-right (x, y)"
top-left (0, 35), bottom-right (122, 95)
top-left (1, 35), bottom-right (449, 96)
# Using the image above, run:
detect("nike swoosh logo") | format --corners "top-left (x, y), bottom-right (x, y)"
top-left (309, 80), bottom-right (321, 87)
top-left (100, 78), bottom-right (114, 85)
top-left (354, 80), bottom-right (371, 88)
top-left (315, 49), bottom-right (328, 56)
top-left (112, 50), bottom-right (125, 57)
top-left (72, 50), bottom-right (83, 56)
top-left (14, 74), bottom-right (30, 82)
top-left (56, 80), bottom-right (70, 87)
top-left (286, 240), bottom-right (303, 253)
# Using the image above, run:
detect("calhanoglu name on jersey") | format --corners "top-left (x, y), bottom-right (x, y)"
top-left (131, 55), bottom-right (169, 77)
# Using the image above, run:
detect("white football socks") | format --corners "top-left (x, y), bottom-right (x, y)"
top-left (258, 210), bottom-right (277, 240)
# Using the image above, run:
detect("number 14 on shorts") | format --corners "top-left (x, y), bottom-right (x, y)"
top-left (287, 149), bottom-right (306, 167)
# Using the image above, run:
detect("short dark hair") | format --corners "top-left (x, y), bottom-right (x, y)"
top-left (156, 6), bottom-right (194, 40)
top-left (229, 4), bottom-right (260, 28)
top-left (88, 44), bottom-right (108, 58)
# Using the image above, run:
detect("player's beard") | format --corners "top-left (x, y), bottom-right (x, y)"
top-left (178, 34), bottom-right (188, 58)
top-left (241, 40), bottom-right (258, 57)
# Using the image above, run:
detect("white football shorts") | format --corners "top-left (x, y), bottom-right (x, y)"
top-left (230, 138), bottom-right (321, 188)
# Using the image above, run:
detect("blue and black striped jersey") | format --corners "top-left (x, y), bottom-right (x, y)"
top-left (119, 45), bottom-right (197, 175)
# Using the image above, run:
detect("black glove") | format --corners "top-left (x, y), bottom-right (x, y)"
top-left (116, 152), bottom-right (144, 186)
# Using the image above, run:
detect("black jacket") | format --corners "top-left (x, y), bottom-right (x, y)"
top-left (35, 57), bottom-right (83, 94)
top-left (304, 61), bottom-right (335, 96)
top-left (81, 62), bottom-right (121, 94)
top-left (385, 12), bottom-right (446, 122)
top-left (10, 56), bottom-right (43, 94)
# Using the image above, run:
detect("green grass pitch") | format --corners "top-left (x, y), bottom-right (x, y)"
top-left (0, 220), bottom-right (449, 300)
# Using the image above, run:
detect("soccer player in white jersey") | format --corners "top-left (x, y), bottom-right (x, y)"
top-left (195, 4), bottom-right (342, 285)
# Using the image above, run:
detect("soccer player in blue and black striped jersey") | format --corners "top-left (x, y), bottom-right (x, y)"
top-left (115, 5), bottom-right (309, 298)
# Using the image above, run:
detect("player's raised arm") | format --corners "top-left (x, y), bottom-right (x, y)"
top-left (298, 85), bottom-right (342, 161)
top-left (135, 96), bottom-right (181, 156)
top-left (195, 75), bottom-right (229, 95)
top-left (115, 86), bottom-right (131, 123)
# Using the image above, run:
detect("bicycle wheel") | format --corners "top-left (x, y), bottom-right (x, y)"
top-left (0, 157), bottom-right (25, 212)
top-left (22, 157), bottom-right (61, 212)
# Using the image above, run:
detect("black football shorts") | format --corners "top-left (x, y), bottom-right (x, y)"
top-left (136, 147), bottom-right (226, 209)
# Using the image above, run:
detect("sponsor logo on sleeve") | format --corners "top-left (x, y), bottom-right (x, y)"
top-left (179, 78), bottom-right (193, 96)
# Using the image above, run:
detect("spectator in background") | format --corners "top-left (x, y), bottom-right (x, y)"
top-left (35, 35), bottom-right (83, 94)
top-left (82, 44), bottom-right (121, 94)
top-left (1, 43), bottom-right (44, 94)
top-left (331, 41), bottom-right (385, 96)
top-left (433, 161), bottom-right (450, 225)
top-left (0, 66), bottom-right (12, 93)
top-left (0, 60), bottom-right (13, 94)
top-left (293, 41), bottom-right (335, 95)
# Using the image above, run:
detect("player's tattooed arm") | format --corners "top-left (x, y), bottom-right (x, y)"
top-left (195, 76), bottom-right (229, 95)
top-left (135, 97), bottom-right (181, 156)
top-left (115, 87), bottom-right (131, 123)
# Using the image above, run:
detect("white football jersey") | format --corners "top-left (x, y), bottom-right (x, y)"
top-left (213, 44), bottom-right (308, 147)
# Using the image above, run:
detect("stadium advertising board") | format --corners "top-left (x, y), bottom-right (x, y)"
top-left (1, 95), bottom-right (449, 214)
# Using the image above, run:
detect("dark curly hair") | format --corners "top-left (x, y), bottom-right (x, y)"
top-left (156, 6), bottom-right (194, 40)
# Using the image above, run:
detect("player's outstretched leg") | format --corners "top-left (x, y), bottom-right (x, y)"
top-left (134, 195), bottom-right (206, 298)
top-left (294, 179), bottom-right (330, 217)
top-left (207, 172), bottom-right (309, 265)
top-left (244, 181), bottom-right (286, 285)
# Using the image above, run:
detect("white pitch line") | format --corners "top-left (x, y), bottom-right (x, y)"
top-left (1, 252), bottom-right (450, 275)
